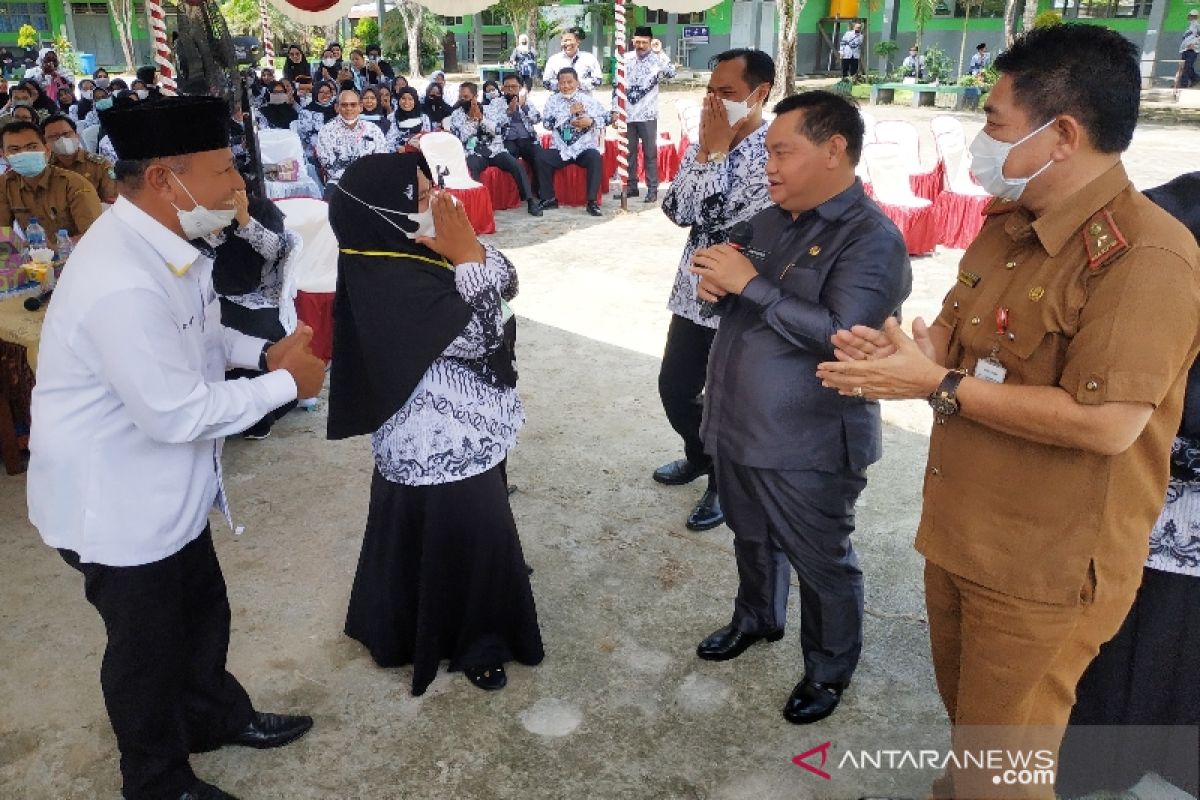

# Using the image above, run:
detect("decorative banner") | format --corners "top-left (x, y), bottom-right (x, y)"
top-left (613, 0), bottom-right (628, 197)
top-left (258, 0), bottom-right (275, 64)
top-left (266, 0), bottom-right (496, 25)
top-left (146, 0), bottom-right (177, 95)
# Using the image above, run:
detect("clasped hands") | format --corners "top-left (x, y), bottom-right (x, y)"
top-left (816, 318), bottom-right (949, 400)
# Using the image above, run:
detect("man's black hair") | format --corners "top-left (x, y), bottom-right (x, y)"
top-left (708, 48), bottom-right (776, 91)
top-left (557, 67), bottom-right (579, 81)
top-left (366, 43), bottom-right (381, 54)
top-left (976, 42), bottom-right (987, 50)
top-left (772, 90), bottom-right (865, 165)
top-left (460, 81), bottom-right (478, 95)
top-left (1, 119), bottom-right (44, 145)
top-left (565, 27), bottom-right (586, 40)
top-left (994, 23), bottom-right (1139, 153)
top-left (41, 113), bottom-right (76, 133)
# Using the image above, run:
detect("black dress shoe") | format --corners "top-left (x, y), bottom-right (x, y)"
top-left (465, 665), bottom-right (507, 691)
top-left (696, 624), bottom-right (784, 661)
top-left (539, 199), bottom-right (559, 210)
top-left (782, 677), bottom-right (844, 725)
top-left (686, 488), bottom-right (724, 531)
top-left (526, 198), bottom-right (543, 216)
top-left (586, 202), bottom-right (602, 216)
top-left (228, 711), bottom-right (313, 749)
top-left (642, 189), bottom-right (657, 203)
top-left (177, 780), bottom-right (240, 800)
top-left (652, 458), bottom-right (707, 485)
top-left (613, 186), bottom-right (639, 199)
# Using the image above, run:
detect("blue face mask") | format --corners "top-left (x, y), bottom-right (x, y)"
top-left (95, 97), bottom-right (113, 111)
top-left (7, 150), bottom-right (47, 177)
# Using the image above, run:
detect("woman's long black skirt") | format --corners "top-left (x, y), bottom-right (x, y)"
top-left (344, 462), bottom-right (544, 696)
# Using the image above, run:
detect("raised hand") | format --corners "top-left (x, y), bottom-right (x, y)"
top-left (415, 192), bottom-right (485, 266)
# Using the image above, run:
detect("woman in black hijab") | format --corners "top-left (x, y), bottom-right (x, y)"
top-left (386, 86), bottom-right (428, 151)
top-left (283, 44), bottom-right (310, 85)
top-left (422, 81), bottom-right (451, 130)
top-left (327, 153), bottom-right (543, 696)
top-left (259, 79), bottom-right (299, 129)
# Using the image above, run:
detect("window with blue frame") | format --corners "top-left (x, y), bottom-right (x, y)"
top-left (0, 2), bottom-right (49, 33)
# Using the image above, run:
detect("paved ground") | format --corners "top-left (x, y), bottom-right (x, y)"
top-left (1, 91), bottom-right (1198, 800)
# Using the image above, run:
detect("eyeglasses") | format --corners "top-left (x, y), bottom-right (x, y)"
top-left (339, 101), bottom-right (361, 108)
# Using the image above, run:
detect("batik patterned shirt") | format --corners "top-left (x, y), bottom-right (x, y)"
top-left (621, 51), bottom-right (675, 123)
top-left (315, 116), bottom-right (388, 184)
top-left (541, 92), bottom-right (609, 160)
top-left (206, 219), bottom-right (300, 311)
top-left (662, 122), bottom-right (772, 328)
top-left (448, 98), bottom-right (509, 157)
top-left (1148, 437), bottom-right (1200, 577)
top-left (372, 244), bottom-right (523, 487)
top-left (385, 114), bottom-right (431, 150)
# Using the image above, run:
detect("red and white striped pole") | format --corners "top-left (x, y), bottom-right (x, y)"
top-left (147, 0), bottom-right (177, 95)
top-left (613, 0), bottom-right (629, 210)
top-left (258, 0), bottom-right (276, 66)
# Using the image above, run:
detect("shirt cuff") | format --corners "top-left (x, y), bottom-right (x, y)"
top-left (255, 368), bottom-right (299, 407)
top-left (740, 275), bottom-right (779, 308)
top-left (229, 333), bottom-right (269, 371)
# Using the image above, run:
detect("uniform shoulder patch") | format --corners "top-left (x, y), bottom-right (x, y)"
top-left (85, 153), bottom-right (109, 165)
top-left (1083, 209), bottom-right (1129, 270)
top-left (983, 197), bottom-right (1017, 216)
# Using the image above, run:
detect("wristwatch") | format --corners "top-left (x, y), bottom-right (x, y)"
top-left (705, 151), bottom-right (728, 164)
top-left (258, 342), bottom-right (272, 372)
top-left (928, 369), bottom-right (968, 417)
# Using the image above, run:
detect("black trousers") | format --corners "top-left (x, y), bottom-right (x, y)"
top-left (467, 149), bottom-right (533, 201)
top-left (657, 314), bottom-right (717, 485)
top-left (59, 528), bottom-right (253, 800)
top-left (535, 147), bottom-right (603, 204)
top-left (219, 299), bottom-right (295, 434)
top-left (503, 136), bottom-right (543, 196)
top-left (717, 459), bottom-right (868, 686)
top-left (627, 119), bottom-right (658, 191)
top-left (842, 57), bottom-right (860, 78)
top-left (1182, 49), bottom-right (1198, 88)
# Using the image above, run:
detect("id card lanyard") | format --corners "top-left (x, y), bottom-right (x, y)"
top-left (974, 306), bottom-right (1008, 384)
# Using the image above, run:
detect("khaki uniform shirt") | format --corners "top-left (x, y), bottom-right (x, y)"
top-left (0, 165), bottom-right (102, 248)
top-left (55, 150), bottom-right (117, 203)
top-left (916, 163), bottom-right (1200, 605)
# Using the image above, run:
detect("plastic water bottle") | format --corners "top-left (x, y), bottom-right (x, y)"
top-left (25, 216), bottom-right (46, 251)
top-left (55, 229), bottom-right (72, 263)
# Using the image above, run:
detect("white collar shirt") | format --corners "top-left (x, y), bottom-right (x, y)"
top-left (27, 196), bottom-right (298, 566)
top-left (542, 50), bottom-right (604, 92)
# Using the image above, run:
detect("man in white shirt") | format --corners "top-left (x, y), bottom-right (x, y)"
top-left (839, 22), bottom-right (864, 79)
top-left (542, 27), bottom-right (604, 93)
top-left (27, 95), bottom-right (326, 800)
top-left (903, 45), bottom-right (926, 79)
top-left (535, 67), bottom-right (610, 216)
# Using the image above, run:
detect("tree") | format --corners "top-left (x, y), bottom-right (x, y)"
top-left (913, 0), bottom-right (936, 46)
top-left (355, 16), bottom-right (380, 46)
top-left (394, 0), bottom-right (426, 77)
top-left (105, 0), bottom-right (137, 72)
top-left (494, 0), bottom-right (541, 52)
top-left (1003, 0), bottom-right (1020, 46)
top-left (775, 0), bottom-right (808, 97)
top-left (956, 0), bottom-right (982, 76)
top-left (382, 5), bottom-right (443, 74)
top-left (219, 0), bottom-right (314, 53)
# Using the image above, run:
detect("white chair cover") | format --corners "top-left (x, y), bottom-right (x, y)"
top-left (935, 132), bottom-right (989, 196)
top-left (863, 143), bottom-right (931, 208)
top-left (276, 198), bottom-right (338, 328)
top-left (930, 115), bottom-right (964, 142)
top-left (860, 109), bottom-right (878, 145)
top-left (258, 128), bottom-right (322, 200)
top-left (80, 124), bottom-right (100, 154)
top-left (679, 105), bottom-right (701, 142)
top-left (874, 120), bottom-right (928, 172)
top-left (419, 131), bottom-right (482, 190)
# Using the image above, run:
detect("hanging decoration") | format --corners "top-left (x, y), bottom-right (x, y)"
top-left (258, 0), bottom-right (276, 64)
top-left (613, 0), bottom-right (629, 206)
top-left (147, 0), bottom-right (178, 94)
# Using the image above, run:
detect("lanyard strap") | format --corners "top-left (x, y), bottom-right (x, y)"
top-left (339, 248), bottom-right (453, 270)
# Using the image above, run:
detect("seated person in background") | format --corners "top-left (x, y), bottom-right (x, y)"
top-left (535, 67), bottom-right (609, 217)
top-left (0, 77), bottom-right (8, 108)
top-left (314, 48), bottom-right (340, 84)
top-left (481, 80), bottom-right (502, 104)
top-left (392, 75), bottom-right (409, 93)
top-left (79, 85), bottom-right (112, 129)
top-left (0, 120), bottom-right (101, 248)
top-left (378, 86), bottom-right (394, 116)
top-left (24, 50), bottom-right (73, 99)
top-left (297, 80), bottom-right (337, 182)
top-left (499, 74), bottom-right (544, 201)
top-left (386, 86), bottom-right (430, 151)
top-left (315, 89), bottom-right (387, 195)
top-left (360, 87), bottom-right (390, 135)
top-left (365, 44), bottom-right (394, 81)
top-left (72, 79), bottom-right (96, 121)
top-left (448, 81), bottom-right (540, 217)
top-left (9, 104), bottom-right (36, 124)
top-left (423, 82), bottom-right (452, 131)
top-left (257, 79), bottom-right (300, 130)
top-left (210, 188), bottom-right (301, 440)
top-left (1, 82), bottom-right (39, 122)
top-left (346, 49), bottom-right (386, 92)
top-left (134, 65), bottom-right (163, 100)
top-left (41, 114), bottom-right (117, 203)
top-left (902, 46), bottom-right (925, 79)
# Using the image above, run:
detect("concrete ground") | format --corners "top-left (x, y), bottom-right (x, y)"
top-left (1, 92), bottom-right (1198, 800)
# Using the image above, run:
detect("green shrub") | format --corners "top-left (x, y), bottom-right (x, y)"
top-left (1033, 10), bottom-right (1062, 27)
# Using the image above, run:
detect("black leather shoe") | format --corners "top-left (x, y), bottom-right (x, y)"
top-left (652, 458), bottom-right (707, 485)
top-left (227, 711), bottom-right (313, 749)
top-left (539, 199), bottom-right (559, 210)
top-left (586, 202), bottom-right (602, 216)
top-left (613, 186), bottom-right (639, 199)
top-left (696, 624), bottom-right (784, 661)
top-left (465, 665), bottom-right (507, 691)
top-left (782, 677), bottom-right (844, 725)
top-left (642, 189), bottom-right (657, 203)
top-left (526, 198), bottom-right (543, 216)
top-left (177, 780), bottom-right (240, 800)
top-left (686, 488), bottom-right (724, 531)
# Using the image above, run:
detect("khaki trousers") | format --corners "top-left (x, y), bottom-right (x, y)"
top-left (924, 560), bottom-right (1137, 799)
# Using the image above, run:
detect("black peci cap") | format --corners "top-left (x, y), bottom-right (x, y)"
top-left (100, 95), bottom-right (231, 160)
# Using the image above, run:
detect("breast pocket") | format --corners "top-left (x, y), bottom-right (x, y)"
top-left (992, 307), bottom-right (1067, 386)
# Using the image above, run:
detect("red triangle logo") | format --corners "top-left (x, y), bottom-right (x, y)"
top-left (792, 741), bottom-right (833, 780)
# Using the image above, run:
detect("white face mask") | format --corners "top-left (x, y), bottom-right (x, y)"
top-left (81, 90), bottom-right (93, 100)
top-left (135, 89), bottom-right (149, 100)
top-left (721, 87), bottom-right (762, 127)
top-left (169, 171), bottom-right (237, 239)
top-left (336, 183), bottom-right (436, 240)
top-left (968, 119), bottom-right (1055, 202)
top-left (322, 58), bottom-right (336, 68)
top-left (51, 137), bottom-right (80, 156)
top-left (269, 92), bottom-right (289, 105)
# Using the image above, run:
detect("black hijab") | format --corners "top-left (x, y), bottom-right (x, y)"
top-left (327, 153), bottom-right (515, 440)
top-left (306, 81), bottom-right (338, 122)
top-left (212, 193), bottom-right (286, 297)
top-left (260, 80), bottom-right (299, 129)
top-left (393, 86), bottom-right (423, 123)
top-left (423, 84), bottom-right (451, 126)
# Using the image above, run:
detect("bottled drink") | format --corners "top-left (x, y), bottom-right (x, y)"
top-left (25, 217), bottom-right (46, 251)
top-left (55, 229), bottom-right (72, 263)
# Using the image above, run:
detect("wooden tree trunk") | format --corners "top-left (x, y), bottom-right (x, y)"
top-left (398, 1), bottom-right (424, 78)
top-left (108, 0), bottom-right (137, 72)
top-left (775, 0), bottom-right (804, 98)
top-left (1003, 0), bottom-right (1020, 46)
top-left (1021, 0), bottom-right (1037, 35)
top-left (525, 7), bottom-right (539, 52)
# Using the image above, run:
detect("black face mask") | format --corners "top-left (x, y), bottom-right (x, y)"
top-left (502, 92), bottom-right (518, 102)
top-left (455, 98), bottom-right (473, 111)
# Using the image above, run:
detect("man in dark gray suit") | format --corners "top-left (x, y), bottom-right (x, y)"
top-left (689, 90), bottom-right (912, 724)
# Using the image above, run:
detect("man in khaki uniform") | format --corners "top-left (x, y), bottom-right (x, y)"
top-left (0, 119), bottom-right (101, 248)
top-left (816, 24), bottom-right (1200, 798)
top-left (42, 113), bottom-right (117, 203)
